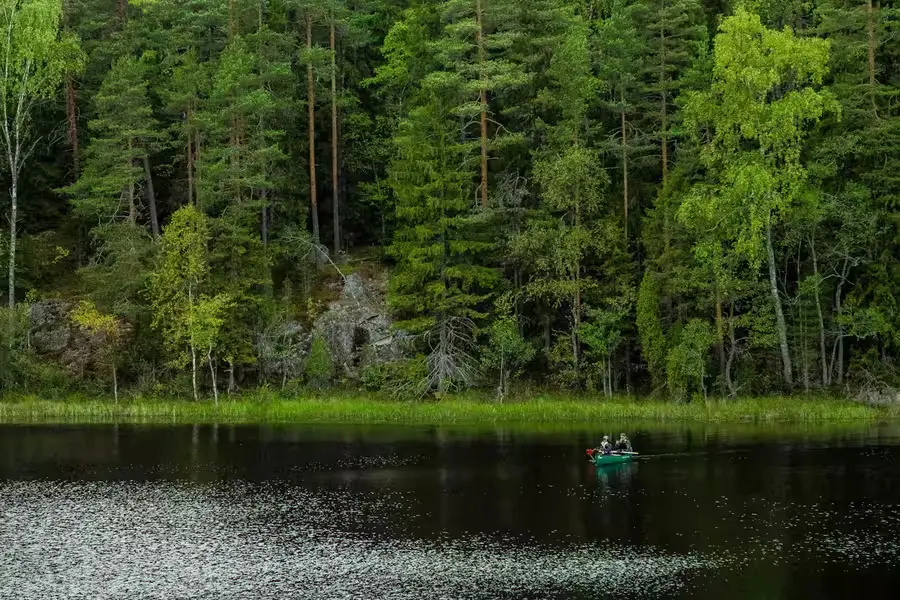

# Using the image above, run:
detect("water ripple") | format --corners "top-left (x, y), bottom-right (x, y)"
top-left (0, 481), bottom-right (714, 600)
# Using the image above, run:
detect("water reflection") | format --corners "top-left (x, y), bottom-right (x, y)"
top-left (1, 422), bottom-right (900, 599)
top-left (594, 461), bottom-right (636, 491)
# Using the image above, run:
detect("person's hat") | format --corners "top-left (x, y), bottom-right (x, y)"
top-left (602, 435), bottom-right (609, 440)
top-left (620, 433), bottom-right (627, 438)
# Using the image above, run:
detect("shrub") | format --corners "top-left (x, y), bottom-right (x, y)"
top-left (666, 319), bottom-right (714, 402)
top-left (359, 358), bottom-right (428, 398)
top-left (304, 336), bottom-right (334, 389)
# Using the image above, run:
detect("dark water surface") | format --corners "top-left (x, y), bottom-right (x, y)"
top-left (2, 421), bottom-right (900, 599)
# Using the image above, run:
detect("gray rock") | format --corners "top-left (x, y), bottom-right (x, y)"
top-left (28, 299), bottom-right (131, 375)
top-left (340, 272), bottom-right (369, 303)
top-left (312, 273), bottom-right (411, 377)
top-left (30, 300), bottom-right (73, 357)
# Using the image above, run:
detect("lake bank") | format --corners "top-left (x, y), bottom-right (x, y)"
top-left (0, 393), bottom-right (895, 425)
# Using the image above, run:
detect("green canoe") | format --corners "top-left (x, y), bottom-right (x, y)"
top-left (592, 453), bottom-right (633, 466)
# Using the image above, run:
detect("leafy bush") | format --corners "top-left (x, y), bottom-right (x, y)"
top-left (359, 358), bottom-right (428, 398)
top-left (304, 336), bottom-right (334, 389)
top-left (481, 316), bottom-right (535, 400)
top-left (359, 363), bottom-right (390, 391)
top-left (666, 319), bottom-right (714, 402)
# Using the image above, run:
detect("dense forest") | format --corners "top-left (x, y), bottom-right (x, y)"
top-left (0, 0), bottom-right (897, 401)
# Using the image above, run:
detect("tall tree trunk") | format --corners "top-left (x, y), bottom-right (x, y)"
top-left (476, 0), bottom-right (488, 209)
top-left (621, 90), bottom-right (629, 238)
top-left (716, 292), bottom-right (726, 397)
top-left (116, 0), bottom-right (126, 21)
top-left (798, 242), bottom-right (809, 393)
top-left (572, 197), bottom-right (581, 381)
top-left (867, 0), bottom-right (877, 85)
top-left (127, 139), bottom-right (136, 224)
top-left (190, 343), bottom-right (198, 401)
top-left (835, 277), bottom-right (845, 385)
top-left (543, 312), bottom-right (551, 354)
top-left (725, 304), bottom-right (738, 397)
top-left (189, 286), bottom-right (198, 401)
top-left (659, 14), bottom-right (668, 186)
top-left (261, 189), bottom-right (268, 245)
top-left (194, 129), bottom-right (202, 209)
top-left (208, 348), bottom-right (219, 407)
top-left (572, 291), bottom-right (580, 379)
top-left (143, 154), bottom-right (159, 239)
top-left (66, 75), bottom-right (78, 178)
top-left (7, 173), bottom-right (16, 315)
top-left (810, 237), bottom-right (829, 386)
top-left (306, 16), bottom-right (320, 247)
top-left (497, 353), bottom-right (504, 401)
top-left (331, 19), bottom-right (340, 257)
top-left (112, 365), bottom-right (118, 404)
top-left (608, 357), bottom-right (614, 396)
top-left (187, 129), bottom-right (194, 206)
top-left (766, 217), bottom-right (793, 387)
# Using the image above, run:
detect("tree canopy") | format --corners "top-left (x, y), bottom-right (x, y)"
top-left (3, 0), bottom-right (900, 400)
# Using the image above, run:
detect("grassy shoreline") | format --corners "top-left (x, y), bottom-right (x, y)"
top-left (0, 393), bottom-right (895, 425)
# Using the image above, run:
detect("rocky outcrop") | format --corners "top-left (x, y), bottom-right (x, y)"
top-left (312, 271), bottom-right (412, 378)
top-left (29, 299), bottom-right (131, 375)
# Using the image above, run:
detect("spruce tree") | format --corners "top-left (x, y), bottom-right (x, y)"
top-left (813, 0), bottom-right (900, 379)
top-left (387, 81), bottom-right (499, 393)
top-left (511, 16), bottom-right (624, 387)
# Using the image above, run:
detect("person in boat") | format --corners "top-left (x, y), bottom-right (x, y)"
top-left (614, 433), bottom-right (633, 453)
top-left (598, 436), bottom-right (612, 455)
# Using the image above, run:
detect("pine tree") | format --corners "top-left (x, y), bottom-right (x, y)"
top-left (68, 55), bottom-right (161, 233)
top-left (631, 0), bottom-right (706, 187)
top-left (596, 0), bottom-right (648, 239)
top-left (388, 91), bottom-right (498, 329)
top-left (295, 0), bottom-right (333, 248)
top-left (812, 0), bottom-right (900, 380)
top-left (197, 29), bottom-right (290, 388)
top-left (432, 0), bottom-right (525, 209)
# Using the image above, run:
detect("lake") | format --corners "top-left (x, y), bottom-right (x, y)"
top-left (2, 421), bottom-right (900, 599)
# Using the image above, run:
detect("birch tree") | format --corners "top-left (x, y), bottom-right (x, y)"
top-left (0, 0), bottom-right (80, 315)
top-left (150, 205), bottom-right (229, 401)
top-left (679, 9), bottom-right (838, 389)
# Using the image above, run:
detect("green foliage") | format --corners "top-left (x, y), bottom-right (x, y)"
top-left (680, 8), bottom-right (838, 265)
top-left (666, 319), bottom-right (714, 401)
top-left (359, 357), bottom-right (428, 397)
top-left (512, 17), bottom-right (618, 387)
top-left (66, 54), bottom-right (160, 224)
top-left (71, 299), bottom-right (119, 337)
top-left (149, 206), bottom-right (229, 378)
top-left (0, 0), bottom-right (82, 102)
top-left (387, 92), bottom-right (498, 332)
top-left (1, 0), bottom-right (900, 401)
top-left (636, 271), bottom-right (667, 388)
top-left (304, 335), bottom-right (335, 389)
top-left (482, 314), bottom-right (535, 398)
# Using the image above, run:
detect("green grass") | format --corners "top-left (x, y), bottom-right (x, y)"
top-left (0, 392), bottom-right (895, 425)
